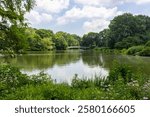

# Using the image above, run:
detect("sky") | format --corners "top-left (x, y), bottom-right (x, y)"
top-left (25, 0), bottom-right (150, 36)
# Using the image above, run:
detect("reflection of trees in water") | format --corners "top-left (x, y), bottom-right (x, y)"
top-left (0, 50), bottom-right (150, 75)
top-left (81, 51), bottom-right (150, 75)
top-left (81, 50), bottom-right (115, 68)
top-left (1, 51), bottom-right (81, 70)
top-left (81, 51), bottom-right (104, 67)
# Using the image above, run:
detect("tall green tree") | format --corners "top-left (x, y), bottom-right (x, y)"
top-left (108, 13), bottom-right (150, 48)
top-left (0, 0), bottom-right (35, 53)
top-left (108, 13), bottom-right (136, 48)
top-left (0, 0), bottom-right (35, 26)
top-left (81, 32), bottom-right (98, 48)
top-left (53, 32), bottom-right (68, 50)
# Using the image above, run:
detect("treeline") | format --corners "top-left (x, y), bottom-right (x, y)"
top-left (25, 28), bottom-right (81, 51)
top-left (82, 13), bottom-right (150, 49)
top-left (1, 12), bottom-right (150, 56)
top-left (0, 27), bottom-right (81, 52)
top-left (81, 13), bottom-right (150, 56)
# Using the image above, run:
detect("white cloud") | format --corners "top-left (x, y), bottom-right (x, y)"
top-left (74, 0), bottom-right (150, 6)
top-left (57, 5), bottom-right (123, 34)
top-left (83, 19), bottom-right (110, 33)
top-left (35, 0), bottom-right (70, 13)
top-left (74, 0), bottom-right (123, 6)
top-left (128, 0), bottom-right (150, 4)
top-left (25, 0), bottom-right (150, 35)
top-left (25, 10), bottom-right (53, 25)
top-left (57, 6), bottom-right (122, 25)
top-left (25, 0), bottom-right (70, 26)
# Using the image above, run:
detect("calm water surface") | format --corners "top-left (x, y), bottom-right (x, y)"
top-left (0, 50), bottom-right (150, 83)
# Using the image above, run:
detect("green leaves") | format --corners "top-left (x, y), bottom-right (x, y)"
top-left (0, 0), bottom-right (35, 24)
top-left (108, 13), bottom-right (150, 49)
top-left (0, 63), bottom-right (150, 100)
top-left (0, 0), bottom-right (35, 53)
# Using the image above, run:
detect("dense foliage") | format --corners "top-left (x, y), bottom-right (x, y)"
top-left (0, 0), bottom-right (35, 53)
top-left (0, 63), bottom-right (149, 100)
top-left (0, 27), bottom-right (81, 52)
top-left (0, 0), bottom-right (80, 52)
top-left (81, 13), bottom-right (150, 56)
top-left (126, 41), bottom-right (150, 56)
top-left (1, 10), bottom-right (150, 56)
top-left (25, 28), bottom-right (81, 51)
top-left (0, 1), bottom-right (149, 101)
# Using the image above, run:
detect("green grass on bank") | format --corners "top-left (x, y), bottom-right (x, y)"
top-left (94, 46), bottom-right (150, 57)
top-left (0, 62), bottom-right (150, 100)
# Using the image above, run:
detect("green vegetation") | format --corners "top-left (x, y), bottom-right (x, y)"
top-left (0, 27), bottom-right (81, 52)
top-left (126, 46), bottom-right (144, 55)
top-left (25, 28), bottom-right (81, 51)
top-left (81, 13), bottom-right (150, 56)
top-left (126, 41), bottom-right (150, 56)
top-left (0, 0), bottom-right (80, 53)
top-left (1, 9), bottom-right (150, 56)
top-left (0, 0), bottom-right (35, 53)
top-left (0, 0), bottom-right (149, 101)
top-left (0, 63), bottom-right (149, 100)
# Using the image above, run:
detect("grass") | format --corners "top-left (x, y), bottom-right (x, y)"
top-left (94, 46), bottom-right (150, 57)
top-left (0, 62), bottom-right (150, 100)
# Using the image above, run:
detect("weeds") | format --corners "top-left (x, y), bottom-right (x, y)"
top-left (0, 62), bottom-right (149, 100)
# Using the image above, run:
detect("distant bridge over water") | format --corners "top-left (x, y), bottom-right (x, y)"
top-left (67, 46), bottom-right (90, 49)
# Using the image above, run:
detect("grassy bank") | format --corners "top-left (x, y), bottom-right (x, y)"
top-left (0, 62), bottom-right (150, 100)
top-left (94, 41), bottom-right (150, 56)
top-left (94, 46), bottom-right (150, 57)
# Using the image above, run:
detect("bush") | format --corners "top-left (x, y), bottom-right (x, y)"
top-left (126, 46), bottom-right (144, 55)
top-left (0, 64), bottom-right (29, 98)
top-left (145, 41), bottom-right (150, 47)
top-left (0, 64), bottom-right (29, 90)
top-left (108, 61), bottom-right (132, 84)
top-left (0, 63), bottom-right (150, 100)
top-left (138, 47), bottom-right (150, 56)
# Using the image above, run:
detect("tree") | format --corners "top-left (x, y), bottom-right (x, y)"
top-left (81, 32), bottom-right (99, 48)
top-left (108, 13), bottom-right (136, 48)
top-left (6, 25), bottom-right (29, 52)
top-left (65, 33), bottom-right (79, 46)
top-left (107, 13), bottom-right (150, 49)
top-left (0, 0), bottom-right (35, 26)
top-left (0, 0), bottom-right (35, 53)
top-left (35, 29), bottom-right (54, 38)
top-left (53, 31), bottom-right (81, 50)
top-left (71, 34), bottom-right (82, 45)
top-left (97, 29), bottom-right (110, 47)
top-left (53, 32), bottom-right (68, 50)
top-left (41, 37), bottom-right (54, 50)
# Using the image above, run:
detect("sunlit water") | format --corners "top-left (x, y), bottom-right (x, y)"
top-left (0, 50), bottom-right (150, 83)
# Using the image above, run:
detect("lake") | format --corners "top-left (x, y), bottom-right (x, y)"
top-left (0, 50), bottom-right (150, 83)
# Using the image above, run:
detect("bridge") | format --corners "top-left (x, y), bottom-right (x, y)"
top-left (67, 46), bottom-right (90, 50)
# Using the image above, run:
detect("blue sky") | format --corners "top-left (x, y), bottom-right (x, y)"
top-left (25, 0), bottom-right (150, 36)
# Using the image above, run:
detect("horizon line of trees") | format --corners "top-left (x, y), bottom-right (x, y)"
top-left (81, 13), bottom-right (150, 49)
top-left (0, 0), bottom-right (150, 56)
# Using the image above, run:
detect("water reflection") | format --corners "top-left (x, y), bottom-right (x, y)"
top-left (22, 59), bottom-right (108, 84)
top-left (0, 50), bottom-right (150, 83)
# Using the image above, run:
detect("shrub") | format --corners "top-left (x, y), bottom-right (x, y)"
top-left (0, 64), bottom-right (29, 98)
top-left (145, 41), bottom-right (150, 47)
top-left (71, 77), bottom-right (94, 89)
top-left (1, 63), bottom-right (150, 100)
top-left (0, 64), bottom-right (29, 90)
top-left (138, 47), bottom-right (150, 56)
top-left (126, 46), bottom-right (144, 55)
top-left (108, 61), bottom-right (132, 84)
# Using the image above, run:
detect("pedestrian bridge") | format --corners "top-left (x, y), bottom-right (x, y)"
top-left (67, 46), bottom-right (89, 49)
